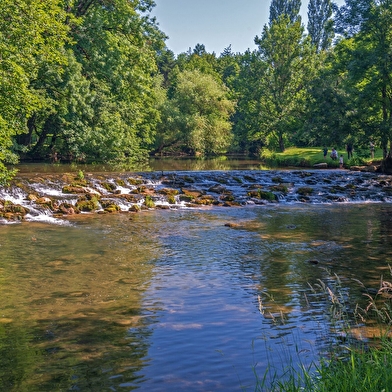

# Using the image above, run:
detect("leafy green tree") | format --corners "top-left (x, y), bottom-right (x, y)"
top-left (230, 50), bottom-right (267, 154)
top-left (302, 47), bottom-right (358, 148)
top-left (159, 70), bottom-right (235, 155)
top-left (334, 0), bottom-right (392, 156)
top-left (0, 0), bottom-right (70, 181)
top-left (15, 0), bottom-right (165, 165)
top-left (269, 0), bottom-right (302, 25)
top-left (254, 16), bottom-right (314, 152)
top-left (307, 0), bottom-right (335, 52)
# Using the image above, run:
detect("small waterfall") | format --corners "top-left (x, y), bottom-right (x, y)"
top-left (1, 169), bottom-right (391, 224)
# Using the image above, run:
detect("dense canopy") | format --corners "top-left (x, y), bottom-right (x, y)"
top-left (0, 0), bottom-right (391, 181)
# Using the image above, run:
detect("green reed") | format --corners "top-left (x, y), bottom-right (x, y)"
top-left (255, 269), bottom-right (392, 392)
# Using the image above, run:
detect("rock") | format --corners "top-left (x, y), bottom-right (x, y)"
top-left (36, 197), bottom-right (53, 205)
top-left (27, 194), bottom-right (38, 201)
top-left (313, 163), bottom-right (328, 168)
top-left (224, 222), bottom-right (241, 228)
top-left (181, 188), bottom-right (204, 198)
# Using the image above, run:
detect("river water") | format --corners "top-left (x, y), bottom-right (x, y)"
top-left (1, 162), bottom-right (392, 391)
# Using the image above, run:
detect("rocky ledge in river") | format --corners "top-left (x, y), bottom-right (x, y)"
top-left (1, 168), bottom-right (392, 223)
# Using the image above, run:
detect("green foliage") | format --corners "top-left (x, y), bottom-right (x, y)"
top-left (307, 0), bottom-right (334, 52)
top-left (158, 69), bottom-right (235, 155)
top-left (0, 0), bottom-right (391, 176)
top-left (144, 195), bottom-right (155, 208)
top-left (254, 16), bottom-right (315, 152)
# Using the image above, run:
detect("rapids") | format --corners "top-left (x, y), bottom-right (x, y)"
top-left (1, 168), bottom-right (392, 224)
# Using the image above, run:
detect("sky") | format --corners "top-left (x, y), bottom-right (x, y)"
top-left (151, 0), bottom-right (345, 55)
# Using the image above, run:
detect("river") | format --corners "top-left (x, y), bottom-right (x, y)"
top-left (0, 161), bottom-right (391, 391)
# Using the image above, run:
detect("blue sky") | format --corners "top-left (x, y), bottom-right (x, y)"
top-left (151, 0), bottom-right (345, 55)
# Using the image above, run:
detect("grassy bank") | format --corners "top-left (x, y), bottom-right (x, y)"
top-left (261, 147), bottom-right (383, 168)
top-left (255, 273), bottom-right (392, 392)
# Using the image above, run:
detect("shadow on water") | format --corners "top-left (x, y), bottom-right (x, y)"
top-left (0, 214), bottom-right (162, 391)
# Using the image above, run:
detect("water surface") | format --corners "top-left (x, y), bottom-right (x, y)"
top-left (0, 203), bottom-right (391, 391)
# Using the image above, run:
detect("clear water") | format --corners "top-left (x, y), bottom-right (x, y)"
top-left (0, 202), bottom-right (391, 391)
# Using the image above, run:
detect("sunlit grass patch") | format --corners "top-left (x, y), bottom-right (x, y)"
top-left (261, 147), bottom-right (382, 168)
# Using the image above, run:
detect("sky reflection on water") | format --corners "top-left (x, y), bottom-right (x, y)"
top-left (0, 204), bottom-right (391, 390)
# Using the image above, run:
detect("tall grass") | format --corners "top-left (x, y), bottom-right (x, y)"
top-left (257, 269), bottom-right (392, 391)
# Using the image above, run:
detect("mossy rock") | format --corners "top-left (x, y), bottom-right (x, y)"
top-left (62, 185), bottom-right (99, 195)
top-left (208, 184), bottom-right (227, 193)
top-left (167, 194), bottom-right (176, 204)
top-left (269, 184), bottom-right (288, 194)
top-left (75, 196), bottom-right (100, 212)
top-left (144, 195), bottom-right (155, 208)
top-left (104, 205), bottom-right (121, 213)
top-left (182, 175), bottom-right (195, 183)
top-left (159, 188), bottom-right (179, 196)
top-left (129, 205), bottom-right (141, 212)
top-left (223, 201), bottom-right (241, 207)
top-left (247, 189), bottom-right (277, 201)
top-left (3, 204), bottom-right (29, 215)
top-left (128, 177), bottom-right (144, 186)
top-left (297, 187), bottom-right (314, 196)
top-left (1, 212), bottom-right (24, 221)
top-left (221, 194), bottom-right (235, 202)
top-left (27, 194), bottom-right (38, 201)
top-left (181, 188), bottom-right (203, 198)
top-left (101, 182), bottom-right (117, 191)
top-left (179, 195), bottom-right (194, 202)
top-left (244, 175), bottom-right (257, 182)
top-left (101, 200), bottom-right (121, 212)
top-left (115, 179), bottom-right (126, 187)
top-left (156, 205), bottom-right (170, 210)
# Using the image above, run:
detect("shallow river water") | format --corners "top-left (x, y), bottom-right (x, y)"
top-left (1, 194), bottom-right (392, 391)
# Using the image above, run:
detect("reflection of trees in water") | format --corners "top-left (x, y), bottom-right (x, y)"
top-left (0, 215), bottom-right (160, 391)
top-left (378, 207), bottom-right (392, 252)
top-left (0, 316), bottom-right (153, 391)
top-left (235, 206), bottom-right (392, 320)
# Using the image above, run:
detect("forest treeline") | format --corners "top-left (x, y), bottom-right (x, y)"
top-left (0, 0), bottom-right (391, 182)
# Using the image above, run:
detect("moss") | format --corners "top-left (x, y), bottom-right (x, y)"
top-left (247, 189), bottom-right (277, 201)
top-left (159, 188), bottom-right (179, 196)
top-left (104, 205), bottom-right (121, 213)
top-left (101, 182), bottom-right (116, 192)
top-left (101, 200), bottom-right (121, 212)
top-left (128, 177), bottom-right (143, 186)
top-left (75, 195), bottom-right (100, 212)
top-left (144, 195), bottom-right (155, 208)
top-left (297, 187), bottom-right (314, 196)
top-left (269, 184), bottom-right (288, 194)
top-left (115, 179), bottom-right (125, 186)
top-left (167, 194), bottom-right (176, 204)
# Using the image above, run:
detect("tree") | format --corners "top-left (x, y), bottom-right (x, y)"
top-left (269, 0), bottom-right (302, 25)
top-left (0, 0), bottom-right (70, 181)
top-left (18, 0), bottom-right (166, 164)
top-left (307, 0), bottom-right (334, 52)
top-left (334, 0), bottom-right (392, 157)
top-left (158, 70), bottom-right (235, 155)
top-left (230, 50), bottom-right (267, 154)
top-left (254, 16), bottom-right (314, 151)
